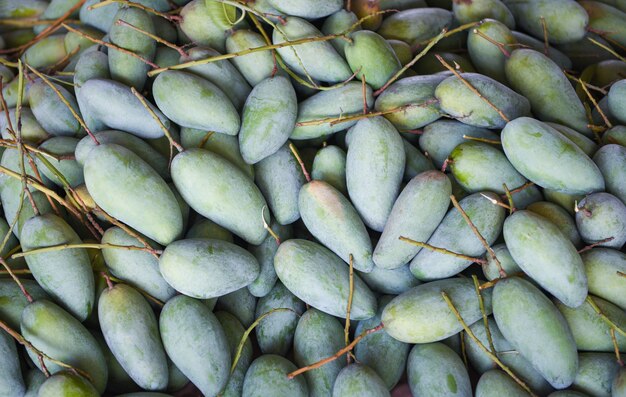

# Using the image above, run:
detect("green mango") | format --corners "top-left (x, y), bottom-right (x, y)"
top-left (63, 27), bottom-right (101, 60)
top-left (387, 39), bottom-right (413, 66)
top-left (556, 296), bottom-right (626, 352)
top-left (92, 331), bottom-right (139, 394)
top-left (344, 30), bottom-right (401, 89)
top-left (410, 192), bottom-right (505, 280)
top-left (73, 51), bottom-right (110, 116)
top-left (576, 192), bottom-right (626, 249)
top-left (248, 221), bottom-right (291, 297)
top-left (582, 248), bottom-right (626, 309)
top-left (0, 279), bottom-right (47, 330)
top-left (311, 145), bottom-right (347, 195)
top-left (373, 170), bottom-right (451, 269)
top-left (502, 117), bottom-right (605, 194)
top-left (216, 287), bottom-right (257, 328)
top-left (36, 136), bottom-right (83, 187)
top-left (186, 217), bottom-right (234, 242)
top-left (274, 239), bottom-right (377, 319)
top-left (21, 214), bottom-right (94, 321)
top-left (468, 19), bottom-right (516, 83)
top-left (475, 370), bottom-right (530, 397)
top-left (453, 0), bottom-right (515, 28)
top-left (0, 217), bottom-right (25, 271)
top-left (1, 76), bottom-right (30, 110)
top-left (171, 148), bottom-right (268, 244)
top-left (291, 81), bottom-right (373, 139)
top-left (593, 144), bottom-right (626, 205)
top-left (0, 329), bottom-right (24, 397)
top-left (77, 78), bottom-right (170, 139)
top-left (293, 308), bottom-right (346, 397)
top-left (545, 123), bottom-right (598, 157)
top-left (21, 35), bottom-right (67, 69)
top-left (225, 30), bottom-right (281, 87)
top-left (482, 244), bottom-right (523, 280)
top-left (608, 79), bottom-right (626, 125)
top-left (79, 0), bottom-right (120, 31)
top-left (37, 371), bottom-right (99, 397)
top-left (556, 33), bottom-right (614, 70)
top-left (511, 31), bottom-right (573, 70)
top-left (358, 264), bottom-right (421, 295)
top-left (492, 277), bottom-right (578, 389)
top-left (378, 8), bottom-right (453, 46)
top-left (603, 125), bottom-right (626, 146)
top-left (159, 238), bottom-right (259, 299)
top-left (255, 282), bottom-right (305, 355)
top-left (179, 0), bottom-right (242, 52)
top-left (547, 392), bottom-right (590, 397)
top-left (21, 300), bottom-right (108, 393)
top-left (242, 355), bottom-right (307, 397)
top-left (160, 295), bottom-right (231, 396)
top-left (299, 179), bottom-right (374, 272)
top-left (0, 107), bottom-right (49, 143)
top-left (583, 60), bottom-right (626, 88)
top-left (527, 201), bottom-right (582, 246)
top-left (402, 139), bottom-right (435, 181)
top-left (83, 143), bottom-right (182, 245)
top-left (613, 367), bottom-right (626, 397)
top-left (153, 46), bottom-right (180, 69)
top-left (332, 364), bottom-right (389, 397)
top-left (272, 17), bottom-right (352, 84)
top-left (543, 189), bottom-right (583, 214)
top-left (374, 75), bottom-right (445, 130)
top-left (503, 0), bottom-right (588, 44)
top-left (407, 342), bottom-right (472, 397)
top-left (580, 1), bottom-right (626, 48)
top-left (413, 52), bottom-right (476, 75)
top-left (0, 0), bottom-right (47, 18)
top-left (346, 116), bottom-right (405, 231)
top-left (23, 369), bottom-right (46, 397)
top-left (381, 278), bottom-right (492, 343)
top-left (321, 10), bottom-right (361, 56)
top-left (355, 295), bottom-right (409, 390)
top-left (28, 79), bottom-right (81, 137)
top-left (267, 0), bottom-right (341, 18)
top-left (435, 72), bottom-right (530, 129)
top-left (573, 353), bottom-right (620, 397)
top-left (216, 311), bottom-right (253, 397)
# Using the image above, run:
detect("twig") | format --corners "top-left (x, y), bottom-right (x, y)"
top-left (116, 19), bottom-right (186, 57)
top-left (588, 37), bottom-right (626, 64)
top-left (540, 16), bottom-right (549, 56)
top-left (578, 77), bottom-right (612, 128)
top-left (130, 87), bottom-right (183, 153)
top-left (610, 328), bottom-right (624, 366)
top-left (462, 135), bottom-right (501, 145)
top-left (472, 28), bottom-right (511, 57)
top-left (507, 181), bottom-right (534, 195)
top-left (399, 236), bottom-right (487, 264)
top-left (261, 206), bottom-right (280, 245)
top-left (472, 275), bottom-right (495, 353)
top-left (480, 193), bottom-right (513, 211)
top-left (12, 243), bottom-right (161, 259)
top-left (502, 183), bottom-right (516, 214)
top-left (0, 257), bottom-right (32, 302)
top-left (586, 296), bottom-right (626, 338)
top-left (288, 143), bottom-right (311, 182)
top-left (345, 254), bottom-right (355, 364)
top-left (577, 237), bottom-right (615, 254)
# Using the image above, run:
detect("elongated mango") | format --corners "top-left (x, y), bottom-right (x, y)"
top-left (576, 192), bottom-right (626, 249)
top-left (407, 342), bottom-right (472, 397)
top-left (247, 221), bottom-right (291, 298)
top-left (582, 248), bottom-right (626, 309)
top-left (242, 355), bottom-right (308, 397)
top-left (345, 30), bottom-right (401, 89)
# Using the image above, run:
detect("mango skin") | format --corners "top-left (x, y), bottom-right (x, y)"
top-left (493, 277), bottom-right (578, 389)
top-left (36, 136), bottom-right (83, 187)
top-left (99, 284), bottom-right (168, 390)
top-left (582, 248), bottom-right (626, 309)
top-left (28, 80), bottom-right (81, 137)
top-left (608, 79), bottom-right (626, 125)
top-left (527, 201), bottom-right (582, 247)
top-left (299, 180), bottom-right (374, 272)
top-left (613, 367), bottom-right (626, 397)
top-left (402, 139), bottom-right (434, 182)
top-left (171, 148), bottom-right (268, 244)
top-left (216, 311), bottom-right (253, 397)
top-left (247, 221), bottom-right (291, 298)
top-left (344, 30), bottom-right (401, 90)
top-left (512, 31), bottom-right (573, 70)
top-left (572, 353), bottom-right (620, 397)
top-left (545, 123), bottom-right (598, 157)
top-left (321, 9), bottom-right (360, 56)
top-left (226, 30), bottom-right (281, 87)
top-left (378, 8), bottom-right (453, 46)
top-left (332, 364), bottom-right (390, 397)
top-left (373, 170), bottom-right (451, 269)
top-left (602, 125), bottom-right (626, 146)
top-left (407, 342), bottom-right (472, 397)
top-left (475, 370), bottom-right (530, 397)
top-left (243, 355), bottom-right (308, 397)
top-left (21, 214), bottom-right (95, 321)
top-left (468, 19), bottom-right (516, 83)
top-left (580, 1), bottom-right (626, 49)
top-left (37, 371), bottom-right (99, 397)
top-left (311, 145), bottom-right (347, 195)
top-left (21, 300), bottom-right (108, 393)
top-left (381, 278), bottom-right (493, 344)
top-left (0, 107), bottom-right (49, 144)
top-left (576, 192), bottom-right (626, 249)
top-left (593, 144), bottom-right (626, 205)
top-left (0, 329), bottom-right (24, 397)
top-left (22, 35), bottom-right (67, 70)
top-left (268, 0), bottom-right (341, 18)
top-left (84, 143), bottom-right (183, 245)
top-left (502, 117), bottom-right (605, 195)
top-left (358, 264), bottom-right (420, 295)
top-left (215, 287), bottom-right (257, 328)
top-left (435, 72), bottom-right (530, 129)
top-left (453, 0), bottom-right (515, 28)
top-left (239, 76), bottom-right (297, 164)
top-left (274, 239), bottom-right (377, 320)
top-left (0, 279), bottom-right (48, 330)
top-left (160, 295), bottom-right (231, 397)
top-left (179, 0), bottom-right (239, 53)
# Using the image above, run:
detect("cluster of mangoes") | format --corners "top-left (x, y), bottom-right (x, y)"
top-left (0, 0), bottom-right (625, 396)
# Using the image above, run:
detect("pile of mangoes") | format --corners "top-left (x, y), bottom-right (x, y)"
top-left (0, 0), bottom-right (625, 396)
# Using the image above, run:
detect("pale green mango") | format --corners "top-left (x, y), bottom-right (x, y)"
top-left (345, 30), bottom-right (401, 89)
top-left (273, 17), bottom-right (352, 83)
top-left (37, 371), bottom-right (99, 397)
top-left (556, 33), bottom-right (614, 70)
top-left (0, 147), bottom-right (53, 194)
top-left (171, 148), bottom-right (268, 244)
top-left (527, 201), bottom-right (582, 246)
top-left (299, 180), bottom-right (374, 272)
top-left (573, 353), bottom-right (620, 397)
top-left (511, 31), bottom-right (573, 69)
top-left (482, 244), bottom-right (523, 280)
top-left (21, 300), bottom-right (108, 393)
top-left (74, 50), bottom-right (109, 94)
top-left (242, 355), bottom-right (307, 397)
top-left (36, 136), bottom-right (83, 187)
top-left (608, 80), bottom-right (626, 125)
top-left (28, 80), bottom-right (81, 137)
top-left (468, 19), bottom-right (516, 83)
top-left (274, 239), bottom-right (377, 319)
top-left (23, 369), bottom-right (46, 397)
top-left (321, 10), bottom-right (360, 56)
top-left (21, 214), bottom-right (94, 321)
top-left (291, 82), bottom-right (373, 139)
top-left (545, 123), bottom-right (598, 157)
top-left (92, 331), bottom-right (138, 394)
top-left (225, 30), bottom-right (281, 87)
top-left (215, 287), bottom-right (257, 328)
top-left (501, 117), bottom-right (605, 194)
top-left (216, 311), bottom-right (253, 397)
top-left (413, 52), bottom-right (476, 75)
top-left (83, 143), bottom-right (182, 245)
top-left (248, 221), bottom-right (292, 297)
top-left (410, 192), bottom-right (505, 280)
top-left (378, 8), bottom-right (453, 46)
top-left (1, 76), bottom-right (30, 109)
top-left (435, 72), bottom-right (530, 129)
top-left (580, 1), bottom-right (626, 48)
top-left (0, 107), bottom-right (49, 143)
top-left (453, 0), bottom-right (515, 28)
top-left (387, 40), bottom-right (413, 66)
top-left (22, 35), bottom-right (67, 69)
top-left (358, 264), bottom-right (421, 295)
top-left (381, 278), bottom-right (492, 343)
top-left (311, 145), bottom-right (347, 195)
top-left (402, 139), bottom-right (434, 181)
top-left (79, 0), bottom-right (120, 31)
top-left (544, 189), bottom-right (584, 214)
top-left (603, 125), bottom-right (626, 146)
top-left (373, 170), bottom-right (451, 269)
top-left (492, 277), bottom-right (578, 389)
top-left (0, 279), bottom-right (47, 330)
top-left (0, 329), bottom-right (24, 397)
top-left (593, 144), bottom-right (626, 205)
top-left (332, 364), bottom-right (389, 397)
top-left (475, 370), bottom-right (530, 397)
top-left (582, 248), bottom-right (626, 309)
top-left (160, 295), bottom-right (231, 396)
top-left (268, 0), bottom-right (341, 18)
top-left (576, 192), bottom-right (626, 249)
top-left (179, 0), bottom-right (242, 52)
top-left (186, 218), bottom-right (233, 242)
top-left (153, 46), bottom-right (180, 68)
top-left (407, 342), bottom-right (472, 397)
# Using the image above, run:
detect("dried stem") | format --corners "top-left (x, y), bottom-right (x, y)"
top-left (399, 236), bottom-right (487, 264)
top-left (564, 71), bottom-right (607, 95)
top-left (480, 193), bottom-right (513, 211)
top-left (507, 181), bottom-right (534, 195)
top-left (130, 87), bottom-right (183, 153)
top-left (472, 275), bottom-right (495, 353)
top-left (472, 29), bottom-right (511, 57)
top-left (12, 243), bottom-right (161, 259)
top-left (94, 207), bottom-right (160, 259)
top-left (586, 296), bottom-right (626, 338)
top-left (502, 183), bottom-right (516, 214)
top-left (611, 328), bottom-right (624, 366)
top-left (0, 257), bottom-right (32, 302)
top-left (462, 135), bottom-right (501, 145)
top-left (345, 254), bottom-right (355, 364)
top-left (288, 143), bottom-right (311, 183)
top-left (577, 237), bottom-right (615, 254)
top-left (578, 77), bottom-right (612, 128)
top-left (587, 37), bottom-right (626, 64)
top-left (261, 206), bottom-right (280, 245)
top-left (89, 0), bottom-right (180, 21)
top-left (540, 16), bottom-right (549, 56)
top-left (116, 19), bottom-right (186, 57)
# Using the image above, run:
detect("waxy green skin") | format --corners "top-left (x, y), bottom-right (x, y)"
top-left (153, 71), bottom-right (239, 135)
top-left (374, 75), bottom-right (445, 130)
top-left (493, 277), bottom-right (578, 389)
top-left (179, 0), bottom-right (240, 53)
top-left (378, 8), bottom-right (453, 45)
top-left (344, 30), bottom-right (401, 90)
top-left (332, 364), bottom-right (390, 397)
top-left (186, 217), bottom-right (233, 242)
top-left (608, 79), bottom-right (626, 125)
top-left (556, 296), bottom-right (626, 352)
top-left (0, 329), bottom-right (24, 397)
top-left (0, 107), bottom-right (48, 143)
top-left (388, 40), bottom-right (413, 66)
top-left (0, 279), bottom-right (47, 330)
top-left (0, 217), bottom-right (24, 271)
top-left (84, 144), bottom-right (183, 245)
top-left (580, 1), bottom-right (626, 48)
top-left (453, 0), bottom-right (515, 28)
top-left (414, 52), bottom-right (476, 75)
top-left (36, 136), bottom-right (83, 187)
top-left (99, 285), bottom-right (168, 390)
top-left (160, 296), bottom-right (231, 397)
top-left (79, 0), bottom-right (120, 32)
top-left (602, 125), bottom-right (626, 146)
top-left (248, 221), bottom-right (291, 298)
top-left (505, 49), bottom-right (590, 135)
top-left (613, 367), bottom-right (626, 397)
top-left (582, 248), bottom-right (626, 309)
top-left (346, 116), bottom-right (405, 232)
top-left (527, 201), bottom-right (582, 247)
top-left (239, 76), bottom-right (297, 164)
top-left (410, 192), bottom-right (505, 280)
top-left (358, 264), bottom-right (421, 295)
top-left (502, 117), bottom-right (605, 195)
top-left (216, 311), bottom-right (253, 397)
top-left (92, 331), bottom-right (139, 394)
top-left (215, 287), bottom-right (257, 328)
top-left (468, 19), bottom-right (516, 83)
top-left (311, 145), bottom-right (347, 195)
top-left (171, 148), bottom-right (268, 244)
top-left (435, 73), bottom-right (530, 129)
top-left (402, 139), bottom-right (434, 182)
top-left (255, 144), bottom-right (306, 225)
top-left (77, 78), bottom-right (170, 139)
top-left (268, 0), bottom-right (341, 18)
top-left (294, 309), bottom-right (346, 397)
top-left (545, 123), bottom-right (598, 157)
top-left (512, 31), bottom-right (572, 70)
top-left (475, 370), bottom-right (529, 397)
top-left (160, 239), bottom-right (259, 299)
top-left (593, 144), bottom-right (626, 205)
top-left (28, 80), bottom-right (81, 137)
top-left (291, 82), bottom-right (374, 139)
top-left (21, 34), bottom-right (67, 69)
top-left (373, 170), bottom-right (451, 269)
top-left (255, 282), bottom-right (305, 355)
top-left (21, 214), bottom-right (94, 321)
top-left (274, 239), bottom-right (376, 320)
top-left (576, 192), bottom-right (626, 249)
top-left (321, 9), bottom-right (360, 56)
top-left (226, 30), bottom-right (282, 87)
top-left (23, 369), bottom-right (46, 397)
top-left (73, 50), bottom-right (109, 123)
top-left (407, 343), bottom-right (472, 397)
top-left (21, 300), bottom-right (108, 393)
top-left (37, 372), bottom-right (99, 397)
top-left (243, 355), bottom-right (308, 397)
top-left (382, 278), bottom-right (493, 344)
top-left (299, 180), bottom-right (374, 272)
top-left (273, 17), bottom-right (351, 84)
top-left (572, 353), bottom-right (620, 397)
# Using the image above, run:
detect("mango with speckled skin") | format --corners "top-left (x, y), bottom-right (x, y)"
top-left (381, 278), bottom-right (492, 343)
top-left (582, 248), bottom-right (626, 309)
top-left (37, 372), bottom-right (99, 397)
top-left (28, 79), bottom-right (82, 137)
top-left (468, 19), bottom-right (516, 83)
top-left (576, 192), bottom-right (626, 249)
top-left (332, 364), bottom-right (389, 397)
top-left (527, 201), bottom-right (582, 246)
top-left (475, 370), bottom-right (529, 397)
top-left (407, 342), bottom-right (472, 397)
top-left (0, 329), bottom-right (24, 397)
top-left (311, 145), bottom-right (347, 195)
top-left (502, 117), bottom-right (604, 194)
top-left (378, 8), bottom-right (453, 46)
top-left (248, 221), bottom-right (291, 298)
top-left (435, 73), bottom-right (530, 129)
top-left (493, 277), bottom-right (578, 389)
top-left (160, 295), bottom-right (230, 396)
top-left (36, 136), bottom-right (83, 187)
top-left (344, 30), bottom-right (401, 90)
top-left (243, 355), bottom-right (308, 397)
top-left (226, 30), bottom-right (282, 87)
top-left (453, 0), bottom-right (515, 28)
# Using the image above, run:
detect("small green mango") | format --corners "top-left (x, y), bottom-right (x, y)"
top-left (576, 192), bottom-right (626, 249)
top-left (593, 144), bottom-right (626, 205)
top-left (79, 0), bottom-right (120, 31)
top-left (36, 136), bottom-right (83, 187)
top-left (242, 355), bottom-right (307, 397)
top-left (475, 370), bottom-right (530, 397)
top-left (407, 342), bottom-right (472, 397)
top-left (216, 287), bottom-right (257, 328)
top-left (28, 79), bottom-right (81, 137)
top-left (332, 364), bottom-right (390, 397)
top-left (0, 107), bottom-right (49, 143)
top-left (0, 279), bottom-right (47, 330)
top-left (37, 371), bottom-right (99, 397)
top-left (321, 10), bottom-right (361, 56)
top-left (345, 30), bottom-right (401, 89)
top-left (216, 311), bottom-right (253, 397)
top-left (602, 125), bottom-right (626, 146)
top-left (179, 0), bottom-right (241, 52)
top-left (580, 1), bottom-right (626, 48)
top-left (453, 0), bottom-right (515, 28)
top-left (468, 19), bottom-right (516, 83)
top-left (248, 221), bottom-right (291, 298)
top-left (226, 30), bottom-right (282, 87)
top-left (378, 8), bottom-right (453, 46)
top-left (22, 35), bottom-right (67, 69)
top-left (311, 145), bottom-right (347, 195)
top-left (572, 352), bottom-right (620, 397)
top-left (582, 248), bottom-right (626, 309)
